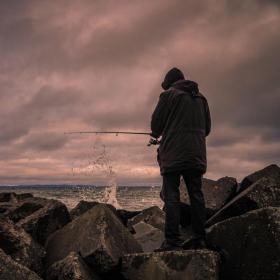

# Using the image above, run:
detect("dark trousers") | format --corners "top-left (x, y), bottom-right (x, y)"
top-left (162, 169), bottom-right (206, 244)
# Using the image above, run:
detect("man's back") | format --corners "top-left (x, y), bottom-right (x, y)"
top-left (151, 79), bottom-right (211, 175)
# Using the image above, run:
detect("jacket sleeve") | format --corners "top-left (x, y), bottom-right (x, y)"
top-left (205, 100), bottom-right (211, 137)
top-left (150, 93), bottom-right (170, 138)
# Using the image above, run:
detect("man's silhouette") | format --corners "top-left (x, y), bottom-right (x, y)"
top-left (151, 67), bottom-right (211, 251)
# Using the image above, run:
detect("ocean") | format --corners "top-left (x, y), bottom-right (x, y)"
top-left (0, 185), bottom-right (163, 211)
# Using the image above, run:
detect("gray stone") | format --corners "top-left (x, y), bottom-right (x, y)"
top-left (0, 248), bottom-right (42, 280)
top-left (122, 250), bottom-right (220, 280)
top-left (207, 207), bottom-right (280, 280)
top-left (0, 192), bottom-right (17, 203)
top-left (69, 200), bottom-right (99, 220)
top-left (70, 200), bottom-right (117, 221)
top-left (132, 222), bottom-right (164, 252)
top-left (116, 209), bottom-right (141, 226)
top-left (0, 217), bottom-right (45, 275)
top-left (46, 251), bottom-right (100, 280)
top-left (127, 206), bottom-right (165, 231)
top-left (206, 176), bottom-right (280, 227)
top-left (180, 176), bottom-right (237, 213)
top-left (17, 199), bottom-right (70, 245)
top-left (45, 204), bottom-right (142, 274)
top-left (9, 200), bottom-right (45, 222)
top-left (239, 164), bottom-right (280, 192)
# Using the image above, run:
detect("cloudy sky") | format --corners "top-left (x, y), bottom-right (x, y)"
top-left (0, 0), bottom-right (279, 185)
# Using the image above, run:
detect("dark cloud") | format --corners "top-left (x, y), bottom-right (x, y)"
top-left (0, 0), bottom-right (279, 184)
top-left (21, 132), bottom-right (68, 151)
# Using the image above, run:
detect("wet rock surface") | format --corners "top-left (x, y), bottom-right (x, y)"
top-left (17, 199), bottom-right (70, 245)
top-left (0, 248), bottom-right (42, 280)
top-left (45, 204), bottom-right (142, 274)
top-left (70, 200), bottom-right (119, 222)
top-left (207, 207), bottom-right (280, 280)
top-left (69, 200), bottom-right (99, 220)
top-left (127, 206), bottom-right (165, 231)
top-left (1, 164), bottom-right (280, 279)
top-left (116, 209), bottom-right (141, 226)
top-left (0, 217), bottom-right (45, 275)
top-left (239, 164), bottom-right (280, 192)
top-left (121, 250), bottom-right (220, 280)
top-left (46, 251), bottom-right (100, 280)
top-left (132, 222), bottom-right (164, 252)
top-left (206, 176), bottom-right (280, 226)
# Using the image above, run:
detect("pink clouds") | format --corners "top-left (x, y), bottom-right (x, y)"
top-left (0, 0), bottom-right (279, 185)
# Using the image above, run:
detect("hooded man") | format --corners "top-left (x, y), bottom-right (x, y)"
top-left (151, 67), bottom-right (211, 251)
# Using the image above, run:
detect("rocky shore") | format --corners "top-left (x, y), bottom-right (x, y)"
top-left (0, 164), bottom-right (280, 280)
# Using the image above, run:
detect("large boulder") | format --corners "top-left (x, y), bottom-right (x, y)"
top-left (45, 204), bottom-right (142, 274)
top-left (207, 207), bottom-right (280, 280)
top-left (17, 199), bottom-right (70, 245)
top-left (8, 199), bottom-right (45, 223)
top-left (0, 192), bottom-right (20, 216)
top-left (180, 176), bottom-right (237, 213)
top-left (69, 200), bottom-right (99, 220)
top-left (0, 248), bottom-right (42, 280)
top-left (122, 250), bottom-right (220, 280)
top-left (0, 192), bottom-right (17, 203)
top-left (0, 217), bottom-right (45, 275)
top-left (0, 192), bottom-right (33, 204)
top-left (132, 222), bottom-right (164, 252)
top-left (70, 200), bottom-right (117, 221)
top-left (46, 252), bottom-right (100, 280)
top-left (206, 176), bottom-right (280, 227)
top-left (239, 164), bottom-right (280, 192)
top-left (116, 209), bottom-right (141, 226)
top-left (127, 206), bottom-right (165, 231)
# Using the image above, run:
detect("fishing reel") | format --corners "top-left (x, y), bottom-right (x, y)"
top-left (147, 138), bottom-right (160, 146)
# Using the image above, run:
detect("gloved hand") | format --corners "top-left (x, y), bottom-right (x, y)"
top-left (147, 138), bottom-right (160, 146)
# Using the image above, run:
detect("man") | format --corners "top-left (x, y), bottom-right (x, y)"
top-left (150, 67), bottom-right (211, 251)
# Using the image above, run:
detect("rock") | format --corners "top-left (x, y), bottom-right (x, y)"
top-left (0, 192), bottom-right (33, 203)
top-left (69, 200), bottom-right (99, 220)
top-left (206, 207), bottom-right (280, 280)
top-left (46, 251), bottom-right (100, 280)
top-left (9, 201), bottom-right (44, 223)
top-left (45, 204), bottom-right (142, 274)
top-left (0, 218), bottom-right (45, 275)
top-left (122, 250), bottom-right (220, 280)
top-left (70, 200), bottom-right (117, 221)
top-left (180, 176), bottom-right (238, 213)
top-left (132, 222), bottom-right (164, 252)
top-left (116, 209), bottom-right (141, 226)
top-left (0, 192), bottom-right (17, 203)
top-left (0, 248), bottom-right (42, 280)
top-left (16, 193), bottom-right (34, 201)
top-left (0, 195), bottom-right (47, 221)
top-left (17, 199), bottom-right (70, 245)
top-left (127, 206), bottom-right (165, 231)
top-left (206, 176), bottom-right (280, 227)
top-left (239, 164), bottom-right (280, 192)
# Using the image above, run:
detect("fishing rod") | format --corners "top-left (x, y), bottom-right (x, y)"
top-left (64, 131), bottom-right (160, 145)
top-left (64, 131), bottom-right (151, 135)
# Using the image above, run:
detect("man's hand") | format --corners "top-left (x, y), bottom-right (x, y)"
top-left (147, 137), bottom-right (160, 146)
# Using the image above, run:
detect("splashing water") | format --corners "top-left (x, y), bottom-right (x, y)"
top-left (71, 139), bottom-right (120, 208)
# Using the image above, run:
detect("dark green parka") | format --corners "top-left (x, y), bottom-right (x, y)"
top-left (151, 79), bottom-right (211, 175)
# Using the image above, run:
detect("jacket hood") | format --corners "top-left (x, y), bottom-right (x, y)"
top-left (171, 80), bottom-right (200, 97)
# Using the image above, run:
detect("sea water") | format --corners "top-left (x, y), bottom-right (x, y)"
top-left (0, 185), bottom-right (163, 211)
top-left (0, 140), bottom-right (163, 210)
